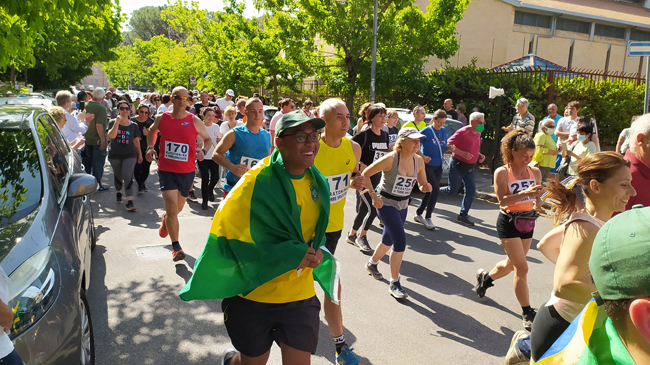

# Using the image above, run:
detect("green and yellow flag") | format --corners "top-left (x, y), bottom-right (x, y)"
top-left (179, 148), bottom-right (340, 303)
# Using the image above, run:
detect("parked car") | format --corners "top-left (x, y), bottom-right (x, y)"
top-left (0, 104), bottom-right (97, 364)
top-left (396, 109), bottom-right (434, 127)
top-left (263, 105), bottom-right (278, 130)
top-left (440, 118), bottom-right (464, 185)
top-left (0, 94), bottom-right (54, 108)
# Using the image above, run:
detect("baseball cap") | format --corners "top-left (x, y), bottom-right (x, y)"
top-left (590, 205), bottom-right (650, 305)
top-left (275, 110), bottom-right (325, 137)
top-left (397, 127), bottom-right (426, 140)
top-left (226, 89), bottom-right (235, 96)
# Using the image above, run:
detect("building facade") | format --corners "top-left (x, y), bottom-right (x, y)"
top-left (419, 0), bottom-right (650, 74)
top-left (79, 63), bottom-right (110, 89)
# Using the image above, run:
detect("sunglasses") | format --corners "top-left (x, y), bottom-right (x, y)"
top-left (173, 95), bottom-right (189, 101)
top-left (154, 99), bottom-right (161, 101)
top-left (138, 110), bottom-right (150, 114)
top-left (119, 107), bottom-right (130, 111)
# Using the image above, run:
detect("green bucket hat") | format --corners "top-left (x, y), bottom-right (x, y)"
top-left (590, 204), bottom-right (650, 305)
top-left (275, 110), bottom-right (326, 138)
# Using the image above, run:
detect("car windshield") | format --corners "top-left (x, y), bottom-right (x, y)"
top-left (0, 128), bottom-right (42, 227)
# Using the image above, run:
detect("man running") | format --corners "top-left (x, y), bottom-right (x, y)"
top-left (145, 86), bottom-right (213, 262)
top-left (314, 98), bottom-right (365, 364)
top-left (212, 98), bottom-right (272, 197)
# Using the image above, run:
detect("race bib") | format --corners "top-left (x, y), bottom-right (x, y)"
top-left (389, 134), bottom-right (398, 143)
top-left (373, 150), bottom-right (388, 162)
top-left (391, 175), bottom-right (417, 196)
top-left (164, 141), bottom-right (189, 162)
top-left (326, 172), bottom-right (350, 204)
top-left (240, 156), bottom-right (260, 169)
top-left (509, 179), bottom-right (536, 203)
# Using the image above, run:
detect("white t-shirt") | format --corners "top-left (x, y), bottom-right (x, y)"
top-left (204, 123), bottom-right (221, 157)
top-left (215, 98), bottom-right (234, 112)
top-left (568, 141), bottom-right (597, 176)
top-left (62, 109), bottom-right (88, 143)
top-left (556, 117), bottom-right (578, 144)
top-left (0, 267), bottom-right (14, 358)
top-left (157, 104), bottom-right (170, 116)
top-left (269, 112), bottom-right (284, 147)
top-left (220, 120), bottom-right (244, 137)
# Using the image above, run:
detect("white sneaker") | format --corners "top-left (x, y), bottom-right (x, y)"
top-left (414, 214), bottom-right (425, 225)
top-left (424, 218), bottom-right (436, 230)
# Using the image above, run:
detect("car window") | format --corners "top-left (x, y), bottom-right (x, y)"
top-left (444, 120), bottom-right (463, 137)
top-left (0, 128), bottom-right (42, 227)
top-left (36, 115), bottom-right (70, 200)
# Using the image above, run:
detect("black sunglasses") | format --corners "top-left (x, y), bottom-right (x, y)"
top-left (138, 110), bottom-right (149, 114)
top-left (119, 107), bottom-right (130, 111)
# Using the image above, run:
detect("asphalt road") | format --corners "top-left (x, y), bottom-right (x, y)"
top-left (87, 164), bottom-right (555, 365)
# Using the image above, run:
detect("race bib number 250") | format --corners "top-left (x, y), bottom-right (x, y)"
top-left (327, 173), bottom-right (350, 204)
top-left (164, 142), bottom-right (189, 162)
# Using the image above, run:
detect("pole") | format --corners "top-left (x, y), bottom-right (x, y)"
top-left (491, 96), bottom-right (502, 172)
top-left (369, 0), bottom-right (378, 103)
top-left (168, 23), bottom-right (172, 93)
top-left (643, 56), bottom-right (650, 114)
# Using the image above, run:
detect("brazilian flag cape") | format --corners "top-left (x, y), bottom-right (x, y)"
top-left (179, 148), bottom-right (340, 303)
top-left (536, 299), bottom-right (635, 364)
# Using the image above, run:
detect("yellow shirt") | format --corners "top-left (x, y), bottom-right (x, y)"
top-left (242, 170), bottom-right (320, 303)
top-left (402, 121), bottom-right (427, 131)
top-left (314, 137), bottom-right (356, 233)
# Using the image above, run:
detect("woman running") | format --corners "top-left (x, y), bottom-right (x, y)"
top-left (198, 107), bottom-right (222, 210)
top-left (474, 132), bottom-right (543, 331)
top-left (414, 109), bottom-right (452, 230)
top-left (527, 152), bottom-right (636, 360)
top-left (107, 100), bottom-right (143, 211)
top-left (132, 104), bottom-right (154, 193)
top-left (364, 127), bottom-right (431, 299)
top-left (354, 102), bottom-right (373, 135)
top-left (348, 104), bottom-right (390, 253)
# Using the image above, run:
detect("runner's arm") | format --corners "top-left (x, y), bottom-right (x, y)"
top-left (193, 115), bottom-right (212, 155)
top-left (553, 222), bottom-right (599, 303)
top-left (107, 120), bottom-right (119, 140)
top-left (532, 166), bottom-right (544, 212)
top-left (415, 155), bottom-right (432, 192)
top-left (212, 130), bottom-right (239, 171)
top-left (537, 224), bottom-right (564, 264)
top-left (350, 140), bottom-right (364, 190)
top-left (147, 115), bottom-right (163, 148)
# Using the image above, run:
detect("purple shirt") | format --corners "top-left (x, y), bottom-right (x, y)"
top-left (448, 125), bottom-right (481, 164)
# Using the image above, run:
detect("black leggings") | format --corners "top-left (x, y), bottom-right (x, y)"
top-left (530, 304), bottom-right (571, 361)
top-left (352, 174), bottom-right (380, 232)
top-left (198, 159), bottom-right (220, 202)
top-left (133, 157), bottom-right (151, 186)
top-left (416, 164), bottom-right (443, 218)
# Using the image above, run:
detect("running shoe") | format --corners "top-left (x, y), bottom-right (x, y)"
top-left (159, 213), bottom-right (169, 238)
top-left (456, 214), bottom-right (475, 226)
top-left (505, 330), bottom-right (530, 365)
top-left (221, 347), bottom-right (237, 365)
top-left (474, 269), bottom-right (493, 298)
top-left (188, 190), bottom-right (197, 200)
top-left (365, 262), bottom-right (383, 280)
top-left (523, 308), bottom-right (537, 332)
top-left (424, 218), bottom-right (436, 231)
top-left (201, 201), bottom-right (209, 210)
top-left (389, 280), bottom-right (408, 299)
top-left (97, 186), bottom-right (109, 192)
top-left (336, 345), bottom-right (363, 365)
top-left (137, 185), bottom-right (145, 195)
top-left (346, 233), bottom-right (357, 245)
top-left (116, 192), bottom-right (123, 204)
top-left (209, 191), bottom-right (215, 202)
top-left (414, 214), bottom-right (426, 225)
top-left (172, 248), bottom-right (186, 262)
top-left (125, 200), bottom-right (136, 211)
top-left (355, 235), bottom-right (373, 252)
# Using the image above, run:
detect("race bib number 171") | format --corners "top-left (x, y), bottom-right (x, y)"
top-left (327, 173), bottom-right (350, 204)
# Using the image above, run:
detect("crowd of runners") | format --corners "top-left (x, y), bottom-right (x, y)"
top-left (50, 85), bottom-right (650, 365)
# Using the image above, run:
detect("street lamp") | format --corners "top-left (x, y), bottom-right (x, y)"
top-left (489, 86), bottom-right (505, 172)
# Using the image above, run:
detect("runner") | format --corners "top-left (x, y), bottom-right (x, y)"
top-left (212, 98), bottom-right (272, 197)
top-left (179, 111), bottom-right (333, 365)
top-left (132, 104), bottom-right (154, 193)
top-left (145, 86), bottom-right (213, 262)
top-left (313, 98), bottom-right (365, 364)
top-left (474, 131), bottom-right (543, 331)
top-left (385, 108), bottom-right (400, 149)
top-left (198, 107), bottom-right (221, 210)
top-left (364, 127), bottom-right (431, 299)
top-left (347, 104), bottom-right (389, 253)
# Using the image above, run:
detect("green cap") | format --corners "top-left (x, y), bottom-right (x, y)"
top-left (590, 205), bottom-right (650, 305)
top-left (275, 110), bottom-right (326, 138)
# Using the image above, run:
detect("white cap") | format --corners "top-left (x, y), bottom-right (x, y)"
top-left (398, 127), bottom-right (426, 140)
top-left (226, 89), bottom-right (235, 96)
top-left (375, 102), bottom-right (386, 108)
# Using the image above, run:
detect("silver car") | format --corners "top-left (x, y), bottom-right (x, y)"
top-left (0, 105), bottom-right (96, 364)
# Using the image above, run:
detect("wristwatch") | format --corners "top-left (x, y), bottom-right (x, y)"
top-left (201, 149), bottom-right (207, 155)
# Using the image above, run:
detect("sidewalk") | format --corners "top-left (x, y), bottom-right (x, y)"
top-left (474, 167), bottom-right (498, 203)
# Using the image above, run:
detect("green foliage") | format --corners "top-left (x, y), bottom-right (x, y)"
top-left (123, 5), bottom-right (186, 45)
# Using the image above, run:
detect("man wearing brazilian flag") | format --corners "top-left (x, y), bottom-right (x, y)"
top-left (179, 110), bottom-right (335, 365)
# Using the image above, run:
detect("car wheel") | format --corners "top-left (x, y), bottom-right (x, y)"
top-left (80, 289), bottom-right (95, 365)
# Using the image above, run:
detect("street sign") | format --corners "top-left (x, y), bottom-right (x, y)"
top-left (189, 75), bottom-right (196, 84)
top-left (629, 42), bottom-right (650, 57)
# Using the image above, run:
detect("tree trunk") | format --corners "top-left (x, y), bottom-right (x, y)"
top-left (272, 75), bottom-right (278, 106)
top-left (345, 60), bottom-right (356, 118)
top-left (9, 66), bottom-right (16, 87)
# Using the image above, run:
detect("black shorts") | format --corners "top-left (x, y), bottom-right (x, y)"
top-left (496, 212), bottom-right (534, 239)
top-left (158, 170), bottom-right (195, 197)
top-left (222, 295), bottom-right (321, 357)
top-left (324, 230), bottom-right (342, 255)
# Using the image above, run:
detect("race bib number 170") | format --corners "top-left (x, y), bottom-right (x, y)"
top-left (164, 142), bottom-right (189, 162)
top-left (326, 173), bottom-right (350, 204)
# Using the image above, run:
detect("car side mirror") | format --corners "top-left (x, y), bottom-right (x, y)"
top-left (68, 173), bottom-right (97, 198)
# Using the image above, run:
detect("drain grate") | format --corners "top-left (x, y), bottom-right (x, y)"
top-left (135, 245), bottom-right (173, 260)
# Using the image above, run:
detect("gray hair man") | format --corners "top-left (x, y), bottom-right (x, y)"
top-left (82, 87), bottom-right (110, 190)
top-left (624, 113), bottom-right (650, 210)
top-left (504, 98), bottom-right (535, 136)
top-left (55, 90), bottom-right (93, 145)
top-left (438, 111), bottom-right (485, 226)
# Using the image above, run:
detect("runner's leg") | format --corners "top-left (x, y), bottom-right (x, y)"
top-left (229, 351), bottom-right (271, 365)
top-left (161, 190), bottom-right (186, 242)
top-left (424, 166), bottom-right (443, 219)
top-left (278, 342), bottom-right (311, 365)
top-left (491, 237), bottom-right (531, 307)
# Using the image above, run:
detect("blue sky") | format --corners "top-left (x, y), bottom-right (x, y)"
top-left (119, 0), bottom-right (262, 30)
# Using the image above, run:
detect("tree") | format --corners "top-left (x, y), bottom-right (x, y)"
top-left (0, 0), bottom-right (113, 73)
top-left (125, 6), bottom-right (186, 44)
top-left (259, 0), bottom-right (469, 111)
